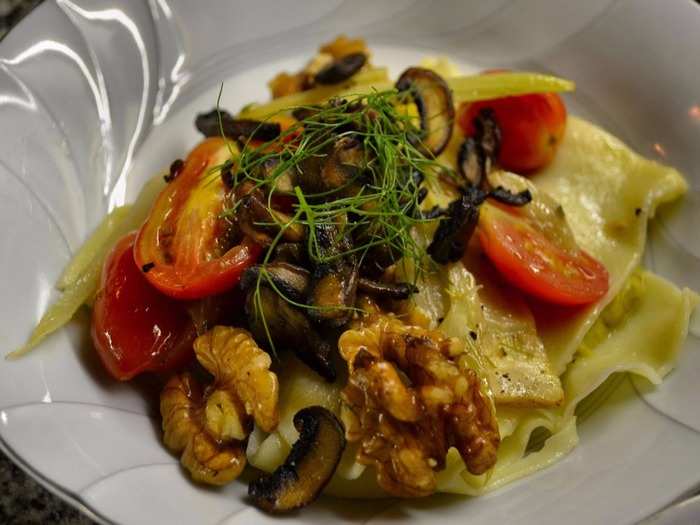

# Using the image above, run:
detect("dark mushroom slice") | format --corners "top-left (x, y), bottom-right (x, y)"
top-left (427, 186), bottom-right (487, 264)
top-left (296, 147), bottom-right (329, 195)
top-left (307, 262), bottom-right (359, 328)
top-left (473, 107), bottom-right (501, 162)
top-left (273, 242), bottom-right (308, 266)
top-left (357, 278), bottom-right (419, 300)
top-left (241, 263), bottom-right (310, 304)
top-left (353, 208), bottom-right (407, 278)
top-left (421, 204), bottom-right (447, 220)
top-left (488, 186), bottom-right (532, 207)
top-left (324, 137), bottom-right (364, 184)
top-left (195, 109), bottom-right (281, 141)
top-left (245, 287), bottom-right (336, 382)
top-left (248, 406), bottom-right (346, 513)
top-left (219, 158), bottom-right (236, 189)
top-left (293, 100), bottom-right (362, 137)
top-left (359, 244), bottom-right (400, 278)
top-left (314, 52), bottom-right (367, 85)
top-left (296, 137), bottom-right (364, 196)
top-left (236, 189), bottom-right (306, 246)
top-left (292, 105), bottom-right (322, 122)
top-left (457, 108), bottom-right (502, 189)
top-left (457, 137), bottom-right (486, 188)
top-left (457, 108), bottom-right (502, 188)
top-left (307, 222), bottom-right (359, 328)
top-left (258, 157), bottom-right (296, 194)
top-left (396, 67), bottom-right (455, 157)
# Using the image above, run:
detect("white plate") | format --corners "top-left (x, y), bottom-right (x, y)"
top-left (1, 1), bottom-right (699, 524)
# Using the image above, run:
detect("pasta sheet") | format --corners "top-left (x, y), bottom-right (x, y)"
top-left (246, 117), bottom-right (695, 498)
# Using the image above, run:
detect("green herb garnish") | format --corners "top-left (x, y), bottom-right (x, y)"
top-left (216, 88), bottom-right (455, 352)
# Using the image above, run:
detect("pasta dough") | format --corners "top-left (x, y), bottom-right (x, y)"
top-left (246, 116), bottom-right (695, 499)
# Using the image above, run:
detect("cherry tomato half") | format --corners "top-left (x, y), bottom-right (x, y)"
top-left (477, 202), bottom-right (609, 306)
top-left (458, 90), bottom-right (567, 173)
top-left (92, 233), bottom-right (197, 380)
top-left (134, 138), bottom-right (261, 299)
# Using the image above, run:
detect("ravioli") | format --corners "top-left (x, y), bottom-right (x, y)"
top-left (439, 259), bottom-right (564, 407)
top-left (245, 116), bottom-right (695, 499)
top-left (560, 269), bottom-right (699, 420)
top-left (438, 268), bottom-right (697, 496)
top-left (527, 117), bottom-right (688, 374)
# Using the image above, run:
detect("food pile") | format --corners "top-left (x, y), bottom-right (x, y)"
top-left (13, 36), bottom-right (696, 514)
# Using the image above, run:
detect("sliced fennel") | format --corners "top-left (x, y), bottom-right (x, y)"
top-left (448, 72), bottom-right (575, 103)
top-left (239, 70), bottom-right (574, 121)
top-left (7, 263), bottom-right (101, 359)
top-left (8, 174), bottom-right (165, 358)
top-left (57, 175), bottom-right (164, 291)
top-left (55, 206), bottom-right (133, 291)
top-left (238, 67), bottom-right (390, 119)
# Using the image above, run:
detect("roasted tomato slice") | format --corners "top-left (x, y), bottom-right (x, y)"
top-left (477, 201), bottom-right (609, 306)
top-left (134, 137), bottom-right (262, 299)
top-left (458, 90), bottom-right (567, 174)
top-left (92, 233), bottom-right (197, 380)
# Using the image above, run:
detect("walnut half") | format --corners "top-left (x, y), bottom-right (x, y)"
top-left (339, 315), bottom-right (500, 497)
top-left (160, 326), bottom-right (279, 485)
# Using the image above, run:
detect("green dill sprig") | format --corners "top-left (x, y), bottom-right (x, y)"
top-left (215, 88), bottom-right (454, 351)
top-left (229, 90), bottom-right (451, 267)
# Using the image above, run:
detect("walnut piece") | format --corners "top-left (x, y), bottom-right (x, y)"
top-left (339, 315), bottom-right (500, 497)
top-left (194, 326), bottom-right (279, 433)
top-left (161, 373), bottom-right (246, 485)
top-left (160, 326), bottom-right (279, 485)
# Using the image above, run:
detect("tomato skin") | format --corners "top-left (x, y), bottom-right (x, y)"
top-left (477, 202), bottom-right (609, 306)
top-left (134, 138), bottom-right (261, 300)
top-left (92, 233), bottom-right (197, 381)
top-left (458, 92), bottom-right (567, 173)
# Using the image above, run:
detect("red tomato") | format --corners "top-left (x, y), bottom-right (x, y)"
top-left (92, 233), bottom-right (197, 380)
top-left (458, 91), bottom-right (567, 173)
top-left (134, 138), bottom-right (261, 299)
top-left (477, 202), bottom-right (609, 306)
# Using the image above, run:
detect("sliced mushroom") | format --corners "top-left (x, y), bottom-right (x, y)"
top-left (359, 243), bottom-right (401, 278)
top-left (396, 67), bottom-right (455, 157)
top-left (457, 108), bottom-right (501, 188)
top-left (307, 263), bottom-right (359, 327)
top-left (195, 109), bottom-right (281, 141)
top-left (236, 188), bottom-right (306, 246)
top-left (258, 157), bottom-right (296, 194)
top-left (245, 287), bottom-right (336, 382)
top-left (457, 137), bottom-right (485, 188)
top-left (488, 186), bottom-right (532, 206)
top-left (292, 100), bottom-right (363, 132)
top-left (322, 137), bottom-right (365, 189)
top-left (427, 186), bottom-right (487, 264)
top-left (241, 263), bottom-right (310, 304)
top-left (307, 222), bottom-right (359, 328)
top-left (248, 406), bottom-right (346, 513)
top-left (292, 105), bottom-right (321, 122)
top-left (314, 52), bottom-right (367, 85)
top-left (357, 278), bottom-right (418, 300)
top-left (297, 137), bottom-right (364, 196)
top-left (474, 107), bottom-right (501, 162)
top-left (272, 242), bottom-right (307, 266)
top-left (421, 204), bottom-right (447, 220)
